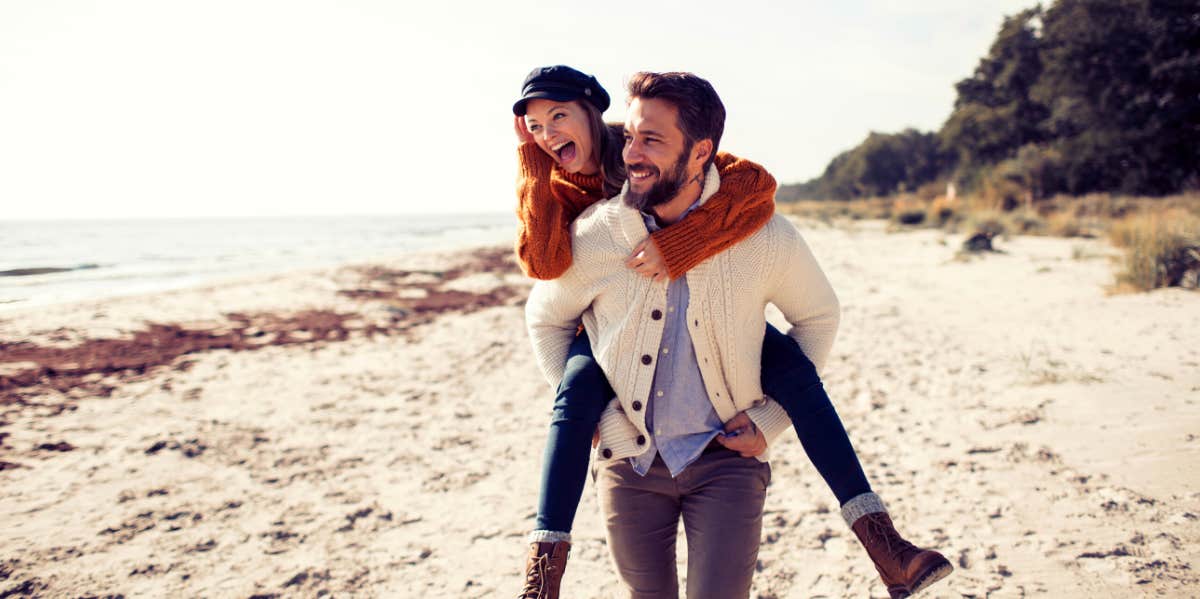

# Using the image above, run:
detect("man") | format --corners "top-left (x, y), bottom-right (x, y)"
top-left (526, 71), bottom-right (839, 598)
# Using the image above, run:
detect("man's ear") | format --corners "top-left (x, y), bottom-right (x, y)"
top-left (691, 139), bottom-right (713, 168)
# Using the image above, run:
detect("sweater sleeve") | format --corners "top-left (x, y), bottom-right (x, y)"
top-left (767, 223), bottom-right (841, 374)
top-left (650, 152), bottom-right (777, 279)
top-left (525, 273), bottom-right (593, 390)
top-left (514, 143), bottom-right (601, 280)
top-left (743, 222), bottom-right (839, 450)
top-left (744, 398), bottom-right (793, 450)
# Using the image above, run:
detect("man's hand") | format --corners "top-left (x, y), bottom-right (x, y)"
top-left (626, 238), bottom-right (668, 282)
top-left (715, 412), bottom-right (766, 458)
top-left (514, 115), bottom-right (535, 144)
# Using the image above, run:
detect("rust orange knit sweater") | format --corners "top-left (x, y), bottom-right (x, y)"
top-left (514, 142), bottom-right (776, 280)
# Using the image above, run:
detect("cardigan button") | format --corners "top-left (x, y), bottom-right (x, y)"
top-left (651, 309), bottom-right (663, 320)
top-left (636, 435), bottom-right (646, 446)
top-left (601, 448), bottom-right (613, 459)
top-left (641, 354), bottom-right (652, 365)
top-left (632, 400), bottom-right (643, 411)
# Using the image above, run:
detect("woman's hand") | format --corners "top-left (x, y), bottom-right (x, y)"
top-left (626, 238), bottom-right (668, 282)
top-left (514, 115), bottom-right (535, 144)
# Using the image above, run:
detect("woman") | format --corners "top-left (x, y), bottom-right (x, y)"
top-left (512, 65), bottom-right (950, 599)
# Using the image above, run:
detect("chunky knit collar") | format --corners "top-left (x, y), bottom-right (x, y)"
top-left (553, 164), bottom-right (603, 193)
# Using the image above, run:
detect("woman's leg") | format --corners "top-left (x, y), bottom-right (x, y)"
top-left (534, 329), bottom-right (612, 534)
top-left (521, 331), bottom-right (612, 597)
top-left (759, 323), bottom-right (870, 505)
top-left (760, 324), bottom-right (953, 597)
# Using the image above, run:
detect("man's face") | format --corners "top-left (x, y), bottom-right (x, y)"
top-left (622, 97), bottom-right (694, 211)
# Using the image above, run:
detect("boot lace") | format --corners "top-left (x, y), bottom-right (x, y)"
top-left (863, 513), bottom-right (917, 562)
top-left (519, 554), bottom-right (549, 599)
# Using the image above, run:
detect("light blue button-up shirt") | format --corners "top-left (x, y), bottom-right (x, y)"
top-left (631, 201), bottom-right (725, 477)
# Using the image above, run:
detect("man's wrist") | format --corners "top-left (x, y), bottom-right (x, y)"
top-left (744, 398), bottom-right (791, 446)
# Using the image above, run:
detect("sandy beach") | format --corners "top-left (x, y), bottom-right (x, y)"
top-left (1, 218), bottom-right (1197, 598)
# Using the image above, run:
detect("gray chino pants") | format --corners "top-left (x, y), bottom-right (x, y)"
top-left (594, 447), bottom-right (771, 599)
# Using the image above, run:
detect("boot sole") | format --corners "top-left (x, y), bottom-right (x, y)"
top-left (907, 560), bottom-right (954, 596)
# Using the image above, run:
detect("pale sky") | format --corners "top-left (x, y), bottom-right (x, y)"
top-left (0, 0), bottom-right (1038, 220)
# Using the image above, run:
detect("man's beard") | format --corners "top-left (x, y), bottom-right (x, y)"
top-left (624, 143), bottom-right (693, 212)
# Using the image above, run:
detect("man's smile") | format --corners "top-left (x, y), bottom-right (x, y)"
top-left (627, 163), bottom-right (659, 183)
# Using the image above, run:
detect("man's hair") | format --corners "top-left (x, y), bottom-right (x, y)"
top-left (626, 71), bottom-right (725, 171)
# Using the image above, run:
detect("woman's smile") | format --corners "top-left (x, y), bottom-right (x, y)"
top-left (551, 140), bottom-right (578, 165)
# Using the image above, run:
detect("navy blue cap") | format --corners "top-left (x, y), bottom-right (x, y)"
top-left (512, 65), bottom-right (610, 116)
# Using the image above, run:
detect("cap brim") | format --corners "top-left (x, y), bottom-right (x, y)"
top-left (512, 90), bottom-right (582, 115)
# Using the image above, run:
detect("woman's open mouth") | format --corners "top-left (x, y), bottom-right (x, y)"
top-left (551, 141), bottom-right (577, 165)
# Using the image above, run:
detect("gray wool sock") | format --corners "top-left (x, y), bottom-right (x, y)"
top-left (840, 492), bottom-right (888, 527)
top-left (527, 529), bottom-right (572, 544)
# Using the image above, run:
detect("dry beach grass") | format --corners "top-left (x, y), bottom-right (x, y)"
top-left (781, 192), bottom-right (1200, 293)
top-left (0, 218), bottom-right (1197, 597)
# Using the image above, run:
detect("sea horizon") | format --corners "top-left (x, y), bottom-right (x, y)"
top-left (0, 212), bottom-right (517, 312)
top-left (0, 210), bottom-right (510, 223)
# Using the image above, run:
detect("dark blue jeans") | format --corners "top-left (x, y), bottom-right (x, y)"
top-left (534, 325), bottom-right (872, 533)
top-left (759, 323), bottom-right (872, 505)
top-left (535, 331), bottom-right (612, 533)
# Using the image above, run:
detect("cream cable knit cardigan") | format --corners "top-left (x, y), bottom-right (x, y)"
top-left (525, 166), bottom-right (840, 463)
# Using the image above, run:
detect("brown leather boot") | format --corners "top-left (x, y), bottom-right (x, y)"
top-left (850, 512), bottom-right (953, 598)
top-left (519, 540), bottom-right (570, 599)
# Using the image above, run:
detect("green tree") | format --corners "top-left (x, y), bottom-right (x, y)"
top-left (810, 129), bottom-right (946, 200)
top-left (940, 8), bottom-right (1047, 171)
top-left (1034, 0), bottom-right (1200, 194)
top-left (792, 0), bottom-right (1199, 201)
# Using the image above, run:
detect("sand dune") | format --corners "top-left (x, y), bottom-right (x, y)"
top-left (1, 219), bottom-right (1197, 598)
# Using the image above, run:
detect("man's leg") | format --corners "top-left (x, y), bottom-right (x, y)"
top-left (677, 449), bottom-right (769, 599)
top-left (595, 456), bottom-right (682, 599)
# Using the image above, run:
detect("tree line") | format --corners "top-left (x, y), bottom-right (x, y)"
top-left (780, 0), bottom-right (1200, 203)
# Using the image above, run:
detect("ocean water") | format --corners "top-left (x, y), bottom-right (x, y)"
top-left (0, 213), bottom-right (516, 311)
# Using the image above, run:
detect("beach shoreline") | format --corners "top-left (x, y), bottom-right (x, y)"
top-left (0, 213), bottom-right (517, 313)
top-left (1, 219), bottom-right (1197, 597)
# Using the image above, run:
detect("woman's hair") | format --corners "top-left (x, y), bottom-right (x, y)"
top-left (580, 101), bottom-right (627, 198)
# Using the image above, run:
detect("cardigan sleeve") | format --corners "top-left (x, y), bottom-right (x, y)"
top-left (743, 221), bottom-right (840, 448)
top-left (766, 222), bottom-right (841, 374)
top-left (649, 152), bottom-right (777, 279)
top-left (514, 143), bottom-right (602, 280)
top-left (525, 272), bottom-right (594, 390)
top-left (744, 399), bottom-right (794, 449)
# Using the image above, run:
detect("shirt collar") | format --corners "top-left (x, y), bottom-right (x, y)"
top-left (640, 197), bottom-right (703, 233)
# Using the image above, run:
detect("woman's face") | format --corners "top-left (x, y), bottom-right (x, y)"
top-left (522, 99), bottom-right (599, 176)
